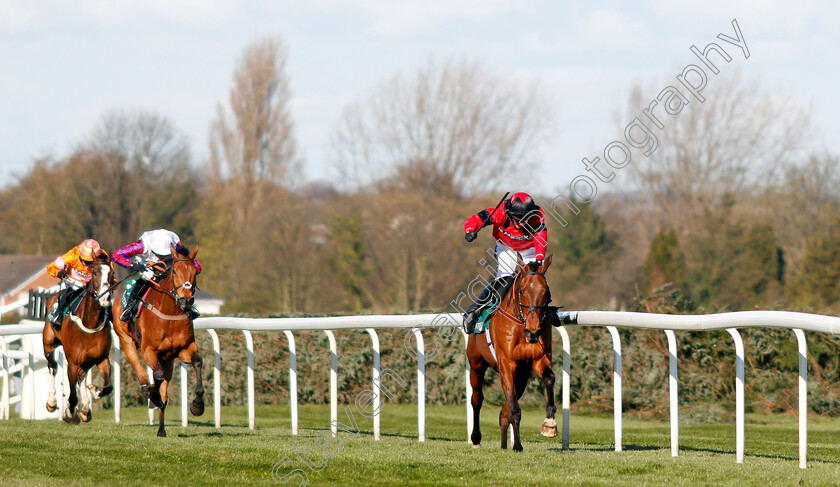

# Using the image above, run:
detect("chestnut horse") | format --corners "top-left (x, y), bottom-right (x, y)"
top-left (466, 255), bottom-right (557, 451)
top-left (112, 244), bottom-right (204, 437)
top-left (43, 251), bottom-right (116, 423)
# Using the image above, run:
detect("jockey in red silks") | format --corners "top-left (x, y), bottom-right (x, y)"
top-left (113, 229), bottom-right (202, 324)
top-left (462, 192), bottom-right (548, 333)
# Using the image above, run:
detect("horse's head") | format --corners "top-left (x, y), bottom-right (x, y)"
top-left (169, 243), bottom-right (199, 312)
top-left (515, 254), bottom-right (552, 344)
top-left (89, 251), bottom-right (115, 308)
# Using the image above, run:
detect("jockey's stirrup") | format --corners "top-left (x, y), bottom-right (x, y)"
top-left (462, 276), bottom-right (514, 333)
top-left (120, 280), bottom-right (149, 323)
top-left (119, 301), bottom-right (138, 323)
top-left (47, 303), bottom-right (62, 331)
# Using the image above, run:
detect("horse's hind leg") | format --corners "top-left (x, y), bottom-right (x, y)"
top-left (156, 359), bottom-right (175, 438)
top-left (534, 355), bottom-right (557, 438)
top-left (467, 337), bottom-right (488, 448)
top-left (179, 342), bottom-right (205, 416)
top-left (116, 319), bottom-right (152, 391)
top-left (43, 329), bottom-right (59, 413)
top-left (90, 358), bottom-right (113, 399)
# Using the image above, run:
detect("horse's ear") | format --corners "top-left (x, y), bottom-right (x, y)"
top-left (539, 254), bottom-right (552, 272)
top-left (516, 255), bottom-right (526, 272)
top-left (188, 244), bottom-right (199, 260)
top-left (170, 244), bottom-right (178, 257)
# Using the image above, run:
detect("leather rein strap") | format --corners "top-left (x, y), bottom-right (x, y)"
top-left (145, 258), bottom-right (196, 310)
top-left (496, 270), bottom-right (550, 326)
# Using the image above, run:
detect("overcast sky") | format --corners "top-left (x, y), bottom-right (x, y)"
top-left (1, 1), bottom-right (838, 195)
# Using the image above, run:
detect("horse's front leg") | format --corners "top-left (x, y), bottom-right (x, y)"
top-left (179, 342), bottom-right (205, 416)
top-left (142, 346), bottom-right (165, 410)
top-left (534, 355), bottom-right (557, 437)
top-left (498, 360), bottom-right (523, 451)
top-left (63, 364), bottom-right (81, 424)
top-left (79, 369), bottom-right (93, 422)
top-left (155, 360), bottom-right (175, 437)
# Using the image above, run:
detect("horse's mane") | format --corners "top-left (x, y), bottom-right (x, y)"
top-left (176, 245), bottom-right (191, 257)
top-left (527, 261), bottom-right (540, 272)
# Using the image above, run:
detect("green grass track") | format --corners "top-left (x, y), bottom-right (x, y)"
top-left (1, 404), bottom-right (839, 486)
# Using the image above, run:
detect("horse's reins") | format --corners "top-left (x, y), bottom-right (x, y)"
top-left (60, 263), bottom-right (116, 333)
top-left (142, 258), bottom-right (197, 312)
top-left (496, 269), bottom-right (551, 326)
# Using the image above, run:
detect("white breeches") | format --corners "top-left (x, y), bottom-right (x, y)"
top-left (495, 242), bottom-right (537, 278)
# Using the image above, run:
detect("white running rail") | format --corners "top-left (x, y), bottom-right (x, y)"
top-left (1, 309), bottom-right (837, 468)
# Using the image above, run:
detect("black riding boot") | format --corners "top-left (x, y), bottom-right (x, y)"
top-left (120, 280), bottom-right (150, 323)
top-left (462, 275), bottom-right (515, 333)
top-left (48, 289), bottom-right (72, 331)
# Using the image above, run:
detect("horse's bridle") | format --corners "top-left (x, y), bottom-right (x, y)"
top-left (497, 269), bottom-right (551, 326)
top-left (146, 258), bottom-right (198, 312)
top-left (71, 262), bottom-right (116, 306)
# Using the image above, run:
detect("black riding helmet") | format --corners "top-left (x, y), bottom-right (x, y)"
top-left (505, 192), bottom-right (540, 223)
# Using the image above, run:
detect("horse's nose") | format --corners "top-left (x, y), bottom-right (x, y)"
top-left (524, 329), bottom-right (540, 343)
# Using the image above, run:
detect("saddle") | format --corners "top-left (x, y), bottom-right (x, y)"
top-left (472, 302), bottom-right (499, 334)
top-left (47, 288), bottom-right (85, 327)
top-left (472, 301), bottom-right (564, 334)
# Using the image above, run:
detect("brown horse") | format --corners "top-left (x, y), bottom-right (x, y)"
top-left (112, 244), bottom-right (204, 437)
top-left (43, 252), bottom-right (116, 423)
top-left (466, 255), bottom-right (556, 451)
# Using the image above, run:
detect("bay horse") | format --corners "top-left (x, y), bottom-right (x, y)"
top-left (466, 255), bottom-right (556, 451)
top-left (43, 251), bottom-right (116, 423)
top-left (112, 244), bottom-right (204, 437)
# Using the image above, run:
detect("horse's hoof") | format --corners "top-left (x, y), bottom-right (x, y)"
top-left (157, 429), bottom-right (167, 438)
top-left (540, 418), bottom-right (558, 438)
top-left (46, 402), bottom-right (57, 413)
top-left (513, 444), bottom-right (523, 453)
top-left (99, 385), bottom-right (113, 397)
top-left (62, 407), bottom-right (77, 424)
top-left (190, 399), bottom-right (205, 417)
top-left (80, 409), bottom-right (92, 423)
top-left (472, 444), bottom-right (481, 449)
top-left (145, 388), bottom-right (164, 409)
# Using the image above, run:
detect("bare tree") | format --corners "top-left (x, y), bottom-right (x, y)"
top-left (82, 110), bottom-right (195, 247)
top-left (199, 36), bottom-right (306, 312)
top-left (333, 55), bottom-right (553, 196)
top-left (0, 111), bottom-right (197, 254)
top-left (625, 72), bottom-right (812, 234)
top-left (760, 153), bottom-right (840, 278)
top-left (209, 37), bottom-right (300, 190)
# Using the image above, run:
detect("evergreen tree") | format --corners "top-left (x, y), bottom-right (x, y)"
top-left (788, 218), bottom-right (840, 309)
top-left (327, 207), bottom-right (372, 310)
top-left (550, 200), bottom-right (620, 296)
top-left (687, 194), bottom-right (783, 309)
top-left (642, 229), bottom-right (685, 293)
